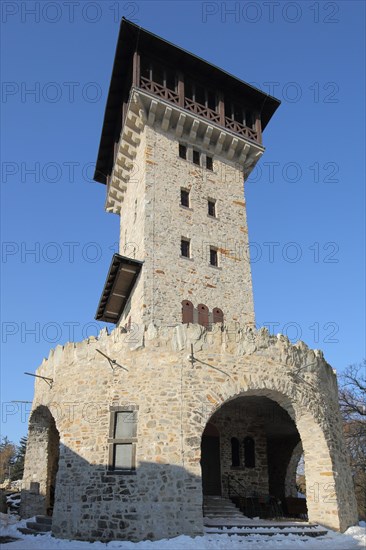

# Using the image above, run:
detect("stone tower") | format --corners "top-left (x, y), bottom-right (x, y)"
top-left (94, 18), bottom-right (280, 332)
top-left (20, 19), bottom-right (358, 543)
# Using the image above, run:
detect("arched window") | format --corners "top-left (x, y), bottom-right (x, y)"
top-left (212, 308), bottom-right (224, 324)
top-left (197, 304), bottom-right (209, 328)
top-left (244, 436), bottom-right (255, 468)
top-left (182, 300), bottom-right (194, 324)
top-left (231, 437), bottom-right (240, 467)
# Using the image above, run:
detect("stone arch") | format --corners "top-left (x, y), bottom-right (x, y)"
top-left (198, 383), bottom-right (350, 530)
top-left (21, 405), bottom-right (60, 517)
top-left (285, 441), bottom-right (304, 498)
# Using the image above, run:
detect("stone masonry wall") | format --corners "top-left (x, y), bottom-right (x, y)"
top-left (118, 128), bottom-right (147, 330)
top-left (21, 324), bottom-right (358, 541)
top-left (210, 403), bottom-right (269, 498)
top-left (117, 122), bottom-right (255, 331)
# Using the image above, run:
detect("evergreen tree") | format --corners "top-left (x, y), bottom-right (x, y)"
top-left (11, 436), bottom-right (28, 481)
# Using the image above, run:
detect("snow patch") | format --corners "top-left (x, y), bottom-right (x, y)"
top-left (0, 515), bottom-right (364, 549)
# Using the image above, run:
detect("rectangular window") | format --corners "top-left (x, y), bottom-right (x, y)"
top-left (179, 144), bottom-right (187, 159)
top-left (180, 188), bottom-right (190, 208)
top-left (206, 156), bottom-right (213, 171)
top-left (193, 150), bottom-right (200, 166)
top-left (114, 444), bottom-right (133, 470)
top-left (208, 199), bottom-right (216, 217)
top-left (108, 408), bottom-right (137, 472)
top-left (210, 247), bottom-right (218, 267)
top-left (181, 238), bottom-right (190, 258)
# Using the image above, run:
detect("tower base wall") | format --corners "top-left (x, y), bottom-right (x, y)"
top-left (21, 324), bottom-right (358, 541)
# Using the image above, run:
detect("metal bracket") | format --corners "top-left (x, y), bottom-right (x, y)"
top-left (188, 344), bottom-right (233, 380)
top-left (96, 349), bottom-right (128, 372)
top-left (24, 372), bottom-right (53, 388)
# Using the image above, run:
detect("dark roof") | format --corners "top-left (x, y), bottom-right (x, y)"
top-left (95, 254), bottom-right (143, 323)
top-left (94, 18), bottom-right (281, 184)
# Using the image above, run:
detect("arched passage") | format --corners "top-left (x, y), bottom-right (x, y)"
top-left (201, 394), bottom-right (302, 516)
top-left (21, 406), bottom-right (60, 517)
top-left (197, 377), bottom-right (357, 530)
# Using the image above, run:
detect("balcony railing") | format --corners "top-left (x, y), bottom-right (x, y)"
top-left (184, 97), bottom-right (221, 124)
top-left (140, 76), bottom-right (180, 105)
top-left (138, 76), bottom-right (260, 144)
top-left (224, 117), bottom-right (258, 141)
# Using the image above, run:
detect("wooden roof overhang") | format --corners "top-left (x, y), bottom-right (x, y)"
top-left (94, 18), bottom-right (280, 185)
top-left (95, 254), bottom-right (143, 323)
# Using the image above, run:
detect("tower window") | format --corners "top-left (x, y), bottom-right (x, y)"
top-left (209, 247), bottom-right (218, 267)
top-left (208, 199), bottom-right (216, 217)
top-left (179, 144), bottom-right (187, 159)
top-left (108, 408), bottom-right (138, 473)
top-left (206, 156), bottom-right (213, 171)
top-left (197, 304), bottom-right (209, 328)
top-left (181, 238), bottom-right (191, 258)
top-left (182, 300), bottom-right (194, 324)
top-left (192, 150), bottom-right (200, 166)
top-left (213, 308), bottom-right (224, 324)
top-left (180, 188), bottom-right (190, 208)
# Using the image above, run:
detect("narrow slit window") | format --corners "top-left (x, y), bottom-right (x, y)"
top-left (181, 188), bottom-right (190, 208)
top-left (193, 150), bottom-right (200, 166)
top-left (208, 199), bottom-right (216, 217)
top-left (181, 238), bottom-right (190, 258)
top-left (209, 247), bottom-right (218, 267)
top-left (213, 308), bottom-right (224, 324)
top-left (179, 144), bottom-right (187, 159)
top-left (206, 156), bottom-right (213, 171)
top-left (197, 304), bottom-right (209, 328)
top-left (182, 300), bottom-right (194, 324)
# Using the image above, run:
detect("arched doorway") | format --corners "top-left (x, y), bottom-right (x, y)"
top-left (201, 423), bottom-right (221, 495)
top-left (21, 406), bottom-right (60, 516)
top-left (200, 395), bottom-right (305, 517)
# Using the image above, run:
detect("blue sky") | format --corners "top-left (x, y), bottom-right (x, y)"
top-left (1, 1), bottom-right (365, 443)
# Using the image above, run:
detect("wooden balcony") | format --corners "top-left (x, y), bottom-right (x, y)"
top-left (184, 97), bottom-right (221, 125)
top-left (137, 75), bottom-right (261, 145)
top-left (224, 116), bottom-right (259, 142)
top-left (140, 76), bottom-right (180, 106)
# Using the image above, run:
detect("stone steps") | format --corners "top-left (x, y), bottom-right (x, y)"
top-left (205, 526), bottom-right (328, 537)
top-left (35, 515), bottom-right (52, 525)
top-left (203, 495), bottom-right (328, 538)
top-left (18, 527), bottom-right (45, 536)
top-left (204, 496), bottom-right (244, 520)
top-left (18, 515), bottom-right (52, 536)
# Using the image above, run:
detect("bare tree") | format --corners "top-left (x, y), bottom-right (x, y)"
top-left (0, 437), bottom-right (16, 483)
top-left (338, 361), bottom-right (366, 520)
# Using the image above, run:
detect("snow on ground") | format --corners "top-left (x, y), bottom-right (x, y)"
top-left (1, 514), bottom-right (365, 550)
